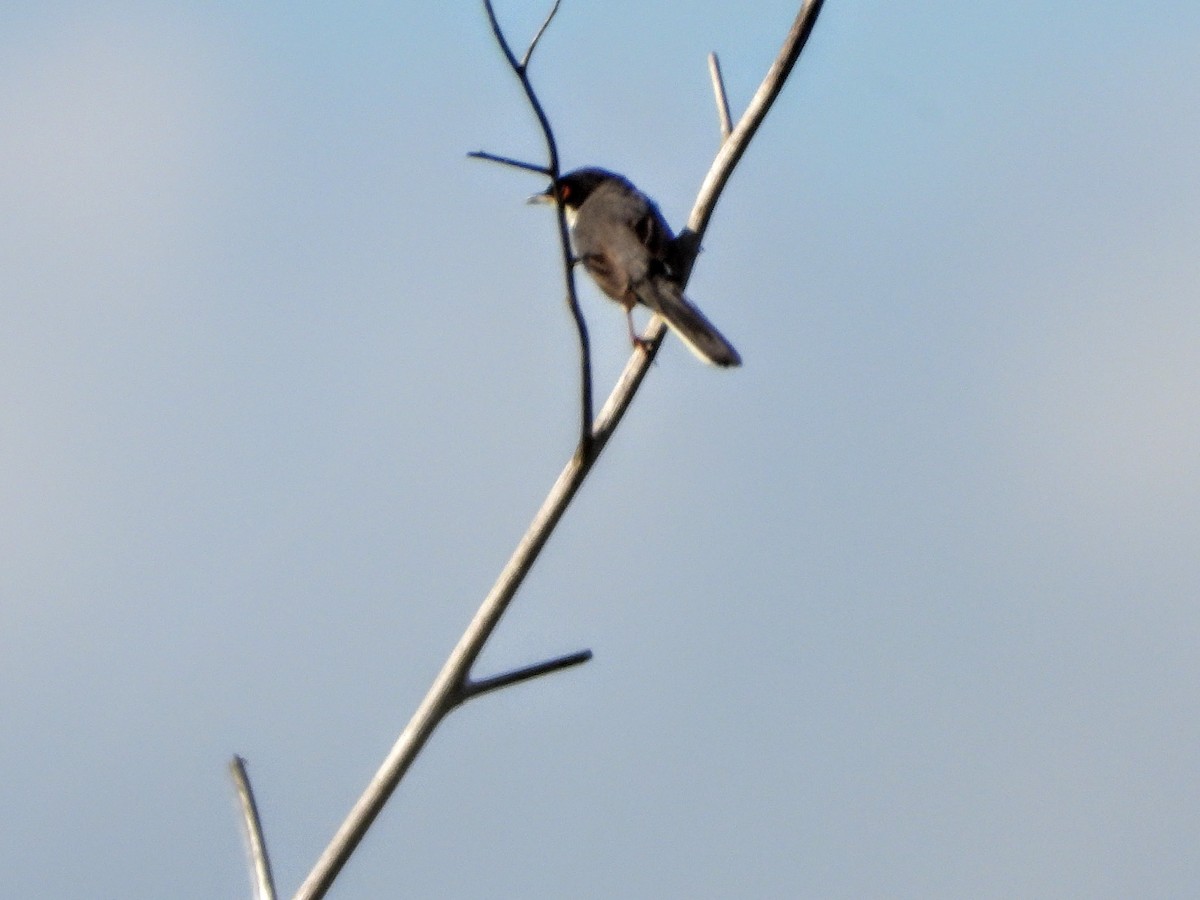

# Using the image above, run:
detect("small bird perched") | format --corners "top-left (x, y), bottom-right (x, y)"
top-left (529, 167), bottom-right (741, 367)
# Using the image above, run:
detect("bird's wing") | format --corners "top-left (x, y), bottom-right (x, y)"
top-left (575, 183), bottom-right (674, 283)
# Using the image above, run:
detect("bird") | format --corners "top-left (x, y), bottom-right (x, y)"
top-left (529, 167), bottom-right (741, 367)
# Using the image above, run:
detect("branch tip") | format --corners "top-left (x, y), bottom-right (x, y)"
top-left (468, 150), bottom-right (551, 176)
top-left (230, 755), bottom-right (277, 900)
top-left (707, 52), bottom-right (733, 140)
top-left (521, 0), bottom-right (563, 68)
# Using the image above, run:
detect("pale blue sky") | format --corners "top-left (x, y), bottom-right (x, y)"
top-left (3, 2), bottom-right (1199, 897)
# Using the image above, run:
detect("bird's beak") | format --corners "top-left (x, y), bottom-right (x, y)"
top-left (527, 184), bottom-right (555, 205)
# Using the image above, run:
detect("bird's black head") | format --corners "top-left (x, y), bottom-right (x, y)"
top-left (531, 167), bottom-right (619, 210)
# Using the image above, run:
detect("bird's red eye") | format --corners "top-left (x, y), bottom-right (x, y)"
top-left (559, 185), bottom-right (571, 201)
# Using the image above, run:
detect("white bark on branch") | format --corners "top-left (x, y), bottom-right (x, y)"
top-left (708, 52), bottom-right (734, 141)
top-left (230, 756), bottom-right (277, 900)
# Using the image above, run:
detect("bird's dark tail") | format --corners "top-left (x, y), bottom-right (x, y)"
top-left (636, 278), bottom-right (742, 367)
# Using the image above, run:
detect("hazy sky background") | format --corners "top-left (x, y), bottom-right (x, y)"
top-left (3, 2), bottom-right (1198, 897)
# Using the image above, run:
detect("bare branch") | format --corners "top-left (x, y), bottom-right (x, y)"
top-left (289, 5), bottom-right (825, 897)
top-left (458, 649), bottom-right (593, 704)
top-left (468, 151), bottom-right (551, 175)
top-left (708, 52), bottom-right (733, 141)
top-left (521, 0), bottom-right (562, 69)
top-left (482, 0), bottom-right (593, 450)
top-left (230, 756), bottom-right (277, 900)
top-left (294, 440), bottom-right (602, 900)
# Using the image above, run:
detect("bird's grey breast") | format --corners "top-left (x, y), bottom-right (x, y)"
top-left (572, 181), bottom-right (662, 285)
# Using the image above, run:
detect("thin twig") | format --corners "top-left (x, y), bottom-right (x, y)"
top-left (458, 649), bottom-right (593, 704)
top-left (230, 756), bottom-right (277, 900)
top-left (520, 0), bottom-right (562, 69)
top-left (290, 3), bottom-right (825, 897)
top-left (467, 151), bottom-right (551, 175)
top-left (708, 52), bottom-right (733, 141)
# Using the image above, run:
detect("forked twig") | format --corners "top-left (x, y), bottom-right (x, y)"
top-left (680, 0), bottom-right (826, 273)
top-left (270, 3), bottom-right (825, 898)
top-left (458, 649), bottom-right (594, 703)
top-left (479, 0), bottom-right (593, 451)
top-left (589, 0), bottom-right (827, 445)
